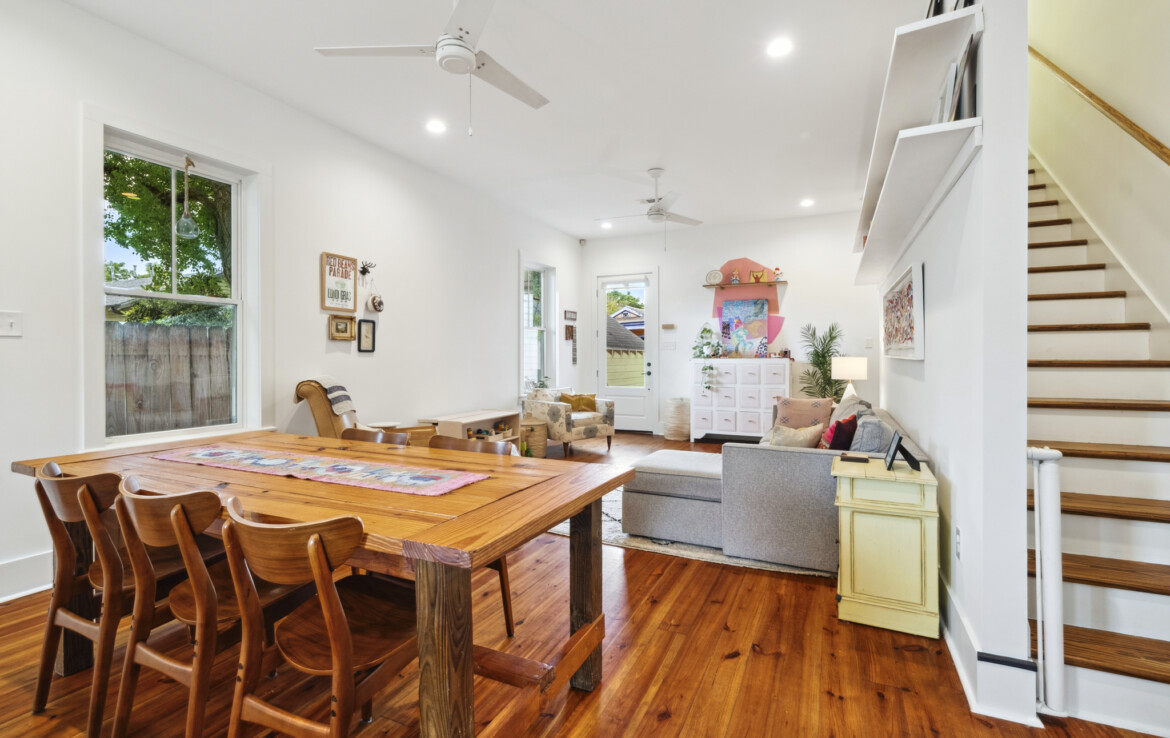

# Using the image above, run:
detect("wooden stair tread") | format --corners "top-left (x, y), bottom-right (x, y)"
top-left (1028, 263), bottom-right (1105, 274)
top-left (1028, 168), bottom-right (1036, 174)
top-left (1028, 397), bottom-right (1170, 412)
top-left (1026, 489), bottom-right (1170, 524)
top-left (1029, 439), bottom-right (1170, 463)
top-left (1028, 199), bottom-right (1059, 208)
top-left (1029, 359), bottom-right (1170, 368)
top-left (1027, 549), bottom-right (1170, 597)
top-left (1029, 620), bottom-right (1170, 684)
top-left (1028, 322), bottom-right (1150, 332)
top-left (1028, 239), bottom-right (1089, 249)
top-left (1029, 218), bottom-right (1073, 227)
top-left (1027, 291), bottom-right (1125, 301)
top-left (1028, 183), bottom-right (1046, 191)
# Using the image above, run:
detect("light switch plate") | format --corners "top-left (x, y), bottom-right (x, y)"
top-left (0, 311), bottom-right (22, 337)
top-left (865, 337), bottom-right (874, 348)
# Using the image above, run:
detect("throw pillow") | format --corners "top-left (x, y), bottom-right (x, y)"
top-left (828, 414), bottom-right (859, 450)
top-left (561, 393), bottom-right (597, 412)
top-left (767, 422), bottom-right (824, 449)
top-left (850, 415), bottom-right (893, 453)
top-left (773, 396), bottom-right (834, 430)
top-left (831, 395), bottom-right (873, 425)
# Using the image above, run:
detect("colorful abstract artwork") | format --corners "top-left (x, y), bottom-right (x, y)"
top-left (154, 445), bottom-right (488, 496)
top-left (882, 263), bottom-right (925, 360)
top-left (721, 299), bottom-right (769, 358)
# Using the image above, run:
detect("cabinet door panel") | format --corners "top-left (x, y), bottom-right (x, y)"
top-left (738, 387), bottom-right (762, 408)
top-left (693, 386), bottom-right (713, 407)
top-left (714, 411), bottom-right (737, 433)
top-left (736, 412), bottom-right (762, 434)
top-left (846, 510), bottom-right (925, 606)
top-left (715, 387), bottom-right (737, 407)
top-left (737, 364), bottom-right (762, 385)
top-left (764, 363), bottom-right (788, 386)
top-left (693, 410), bottom-right (713, 430)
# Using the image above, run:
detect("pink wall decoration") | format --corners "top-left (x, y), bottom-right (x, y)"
top-left (710, 258), bottom-right (787, 349)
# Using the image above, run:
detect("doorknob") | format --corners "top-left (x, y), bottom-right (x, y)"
top-left (646, 371), bottom-right (652, 376)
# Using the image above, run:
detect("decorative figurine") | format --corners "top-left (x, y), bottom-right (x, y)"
top-left (730, 268), bottom-right (741, 284)
top-left (750, 269), bottom-right (765, 283)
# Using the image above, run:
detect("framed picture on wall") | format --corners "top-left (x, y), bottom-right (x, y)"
top-left (328, 314), bottom-right (356, 341)
top-left (357, 319), bottom-right (376, 352)
top-left (882, 263), bottom-right (925, 360)
top-left (321, 252), bottom-right (357, 312)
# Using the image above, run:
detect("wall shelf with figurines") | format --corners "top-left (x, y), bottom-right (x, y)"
top-left (702, 280), bottom-right (787, 289)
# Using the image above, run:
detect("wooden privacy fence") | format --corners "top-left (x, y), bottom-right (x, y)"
top-left (105, 322), bottom-right (234, 437)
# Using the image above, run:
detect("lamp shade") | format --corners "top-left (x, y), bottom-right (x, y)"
top-left (831, 356), bottom-right (868, 381)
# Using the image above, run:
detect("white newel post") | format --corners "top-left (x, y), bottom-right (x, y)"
top-left (1028, 446), bottom-right (1066, 716)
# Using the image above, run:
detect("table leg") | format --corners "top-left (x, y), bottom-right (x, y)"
top-left (56, 520), bottom-right (97, 676)
top-left (415, 559), bottom-right (474, 738)
top-left (569, 499), bottom-right (602, 691)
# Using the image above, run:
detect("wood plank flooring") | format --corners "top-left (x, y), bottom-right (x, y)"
top-left (0, 432), bottom-right (1144, 736)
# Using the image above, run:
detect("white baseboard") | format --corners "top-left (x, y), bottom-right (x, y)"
top-left (0, 550), bottom-right (52, 602)
top-left (1063, 666), bottom-right (1170, 737)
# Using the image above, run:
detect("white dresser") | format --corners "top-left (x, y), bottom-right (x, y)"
top-left (690, 358), bottom-right (791, 441)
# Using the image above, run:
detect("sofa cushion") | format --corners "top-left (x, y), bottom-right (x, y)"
top-left (763, 422), bottom-right (823, 448)
top-left (629, 449), bottom-right (722, 503)
top-left (570, 411), bottom-right (604, 425)
top-left (850, 415), bottom-right (893, 453)
top-left (828, 414), bottom-right (859, 450)
top-left (831, 395), bottom-right (872, 425)
top-left (773, 396), bottom-right (834, 430)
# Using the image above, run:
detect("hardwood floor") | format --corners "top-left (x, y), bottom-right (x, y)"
top-left (0, 432), bottom-right (1144, 736)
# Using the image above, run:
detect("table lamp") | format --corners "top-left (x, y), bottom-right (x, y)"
top-left (832, 356), bottom-right (868, 400)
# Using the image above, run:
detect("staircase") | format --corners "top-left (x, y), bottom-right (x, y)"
top-left (1026, 160), bottom-right (1170, 728)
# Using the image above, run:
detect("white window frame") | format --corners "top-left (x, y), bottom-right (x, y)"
top-left (519, 258), bottom-right (556, 395)
top-left (82, 110), bottom-right (266, 448)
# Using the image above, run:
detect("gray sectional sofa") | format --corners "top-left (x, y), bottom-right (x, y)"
top-left (622, 407), bottom-right (928, 573)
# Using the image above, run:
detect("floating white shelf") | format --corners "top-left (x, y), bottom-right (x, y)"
top-left (854, 118), bottom-right (982, 286)
top-left (854, 5), bottom-right (984, 254)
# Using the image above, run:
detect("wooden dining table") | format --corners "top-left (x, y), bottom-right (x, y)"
top-left (12, 430), bottom-right (634, 738)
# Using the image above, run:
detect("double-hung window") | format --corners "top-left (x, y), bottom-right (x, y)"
top-left (521, 266), bottom-right (555, 391)
top-left (102, 137), bottom-right (241, 437)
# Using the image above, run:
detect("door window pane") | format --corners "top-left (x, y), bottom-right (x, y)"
top-left (604, 281), bottom-right (646, 387)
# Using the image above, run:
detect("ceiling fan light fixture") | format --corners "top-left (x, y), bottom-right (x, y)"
top-left (767, 37), bottom-right (794, 58)
top-left (647, 210), bottom-right (666, 224)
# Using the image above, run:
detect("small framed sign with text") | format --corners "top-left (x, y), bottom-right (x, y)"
top-left (321, 252), bottom-right (357, 312)
top-left (564, 310), bottom-right (577, 321)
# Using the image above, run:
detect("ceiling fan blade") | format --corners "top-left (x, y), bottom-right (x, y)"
top-left (657, 191), bottom-right (681, 211)
top-left (664, 212), bottom-right (702, 226)
top-left (315, 44), bottom-right (434, 57)
top-left (472, 51), bottom-right (549, 109)
top-left (595, 214), bottom-right (646, 222)
top-left (444, 0), bottom-right (497, 46)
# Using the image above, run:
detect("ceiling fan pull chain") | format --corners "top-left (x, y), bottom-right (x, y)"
top-left (468, 73), bottom-right (474, 137)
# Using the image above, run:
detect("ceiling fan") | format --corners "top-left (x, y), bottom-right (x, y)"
top-left (597, 168), bottom-right (703, 227)
top-left (314, 0), bottom-right (548, 110)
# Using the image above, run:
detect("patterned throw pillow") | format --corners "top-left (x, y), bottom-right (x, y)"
top-left (773, 396), bottom-right (834, 430)
top-left (764, 422), bottom-right (824, 448)
top-left (561, 393), bottom-right (597, 412)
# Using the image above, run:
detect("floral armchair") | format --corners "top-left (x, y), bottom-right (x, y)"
top-left (522, 388), bottom-right (615, 456)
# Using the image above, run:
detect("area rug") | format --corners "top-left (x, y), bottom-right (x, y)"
top-left (154, 445), bottom-right (488, 496)
top-left (548, 488), bottom-right (832, 578)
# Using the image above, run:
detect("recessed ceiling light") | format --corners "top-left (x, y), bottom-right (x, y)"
top-left (425, 119), bottom-right (447, 134)
top-left (800, 198), bottom-right (815, 208)
top-left (766, 37), bottom-right (794, 58)
top-left (600, 221), bottom-right (613, 230)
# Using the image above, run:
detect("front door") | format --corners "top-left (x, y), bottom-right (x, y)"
top-left (597, 273), bottom-right (657, 432)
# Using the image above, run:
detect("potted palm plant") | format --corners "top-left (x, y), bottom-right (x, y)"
top-left (799, 323), bottom-right (847, 401)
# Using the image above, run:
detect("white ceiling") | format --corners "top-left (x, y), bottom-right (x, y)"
top-left (64, 0), bottom-right (922, 238)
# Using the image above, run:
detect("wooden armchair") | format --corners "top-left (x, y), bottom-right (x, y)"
top-left (295, 379), bottom-right (434, 443)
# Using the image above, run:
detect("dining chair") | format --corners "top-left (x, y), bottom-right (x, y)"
top-left (222, 498), bottom-right (417, 738)
top-left (340, 427), bottom-right (411, 445)
top-left (111, 480), bottom-right (307, 738)
top-left (427, 435), bottom-right (518, 636)
top-left (32, 463), bottom-right (215, 737)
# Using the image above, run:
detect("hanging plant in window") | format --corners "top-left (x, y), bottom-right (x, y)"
top-left (175, 156), bottom-right (200, 240)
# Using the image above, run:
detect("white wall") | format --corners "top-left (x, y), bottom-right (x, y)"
top-left (0, 0), bottom-right (582, 600)
top-left (1028, 1), bottom-right (1170, 346)
top-left (879, 0), bottom-right (1034, 724)
top-left (580, 213), bottom-right (881, 429)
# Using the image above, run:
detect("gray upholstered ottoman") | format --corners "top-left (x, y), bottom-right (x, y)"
top-left (622, 450), bottom-right (722, 548)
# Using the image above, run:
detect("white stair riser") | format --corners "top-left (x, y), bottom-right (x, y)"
top-left (1028, 187), bottom-right (1049, 203)
top-left (1036, 457), bottom-right (1170, 500)
top-left (1028, 367), bottom-right (1170, 401)
top-left (1029, 270), bottom-right (1105, 293)
top-left (1028, 203), bottom-right (1061, 220)
top-left (1026, 581), bottom-right (1170, 641)
top-left (1028, 330), bottom-right (1149, 361)
top-left (1028, 297), bottom-right (1124, 323)
top-left (1027, 511), bottom-right (1170, 566)
top-left (1029, 222), bottom-right (1072, 242)
top-left (1059, 667), bottom-right (1170, 737)
top-left (1028, 408), bottom-right (1170, 446)
top-left (1028, 244), bottom-right (1089, 268)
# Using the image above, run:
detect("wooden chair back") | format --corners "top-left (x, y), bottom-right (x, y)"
top-left (295, 379), bottom-right (358, 438)
top-left (35, 462), bottom-right (121, 524)
top-left (341, 427), bottom-right (410, 445)
top-left (116, 479), bottom-right (222, 549)
top-left (428, 435), bottom-right (514, 456)
top-left (35, 463), bottom-right (124, 589)
top-left (223, 498), bottom-right (364, 586)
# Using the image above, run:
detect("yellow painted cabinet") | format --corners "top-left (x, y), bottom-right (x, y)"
top-left (832, 457), bottom-right (940, 638)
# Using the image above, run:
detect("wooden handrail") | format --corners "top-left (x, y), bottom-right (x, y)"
top-left (1029, 46), bottom-right (1170, 167)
